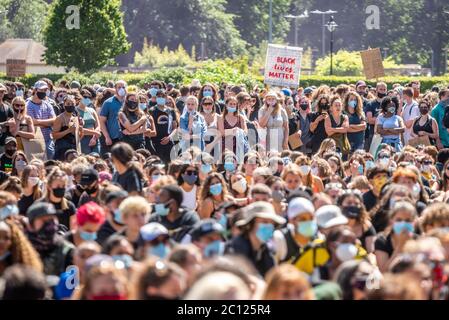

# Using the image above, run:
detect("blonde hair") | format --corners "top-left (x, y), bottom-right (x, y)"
top-left (281, 164), bottom-right (304, 181)
top-left (263, 264), bottom-right (314, 300)
top-left (44, 167), bottom-right (68, 210)
top-left (119, 196), bottom-right (152, 219)
top-left (420, 203), bottom-right (449, 233)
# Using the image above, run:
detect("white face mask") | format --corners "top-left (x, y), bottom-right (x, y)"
top-left (232, 179), bottom-right (248, 194)
top-left (300, 165), bottom-right (311, 175)
top-left (28, 177), bottom-right (40, 187)
top-left (118, 87), bottom-right (126, 97)
top-left (311, 167), bottom-right (319, 176)
top-left (336, 243), bottom-right (358, 262)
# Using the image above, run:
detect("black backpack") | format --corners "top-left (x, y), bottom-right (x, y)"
top-left (443, 105), bottom-right (449, 128)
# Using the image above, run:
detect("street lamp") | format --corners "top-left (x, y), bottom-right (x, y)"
top-left (269, 0), bottom-right (273, 42)
top-left (325, 16), bottom-right (338, 76)
top-left (310, 9), bottom-right (337, 57)
top-left (285, 10), bottom-right (309, 47)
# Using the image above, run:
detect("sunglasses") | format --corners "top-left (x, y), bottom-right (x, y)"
top-left (149, 236), bottom-right (169, 246)
top-left (185, 170), bottom-right (198, 176)
top-left (13, 104), bottom-right (25, 108)
top-left (378, 154), bottom-right (390, 159)
top-left (203, 102), bottom-right (213, 106)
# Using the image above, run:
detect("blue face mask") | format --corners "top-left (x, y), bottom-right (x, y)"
top-left (148, 243), bottom-right (170, 259)
top-left (227, 106), bottom-right (237, 113)
top-left (0, 205), bottom-right (19, 220)
top-left (149, 88), bottom-right (158, 97)
top-left (217, 213), bottom-right (228, 229)
top-left (357, 165), bottom-right (364, 175)
top-left (296, 220), bottom-right (317, 238)
top-left (256, 223), bottom-right (275, 243)
top-left (348, 100), bottom-right (357, 109)
top-left (365, 160), bottom-right (375, 169)
top-left (203, 90), bottom-right (213, 97)
top-left (155, 203), bottom-right (170, 216)
top-left (82, 98), bottom-right (91, 106)
top-left (201, 164), bottom-right (212, 174)
top-left (204, 240), bottom-right (225, 258)
top-left (113, 208), bottom-right (124, 225)
top-left (112, 254), bottom-right (133, 268)
top-left (156, 97), bottom-right (166, 106)
top-left (393, 221), bottom-right (414, 235)
top-left (210, 183), bottom-right (223, 196)
top-left (79, 230), bottom-right (97, 241)
top-left (224, 162), bottom-right (235, 172)
top-left (139, 103), bottom-right (147, 111)
top-left (15, 89), bottom-right (24, 97)
top-left (152, 174), bottom-right (161, 182)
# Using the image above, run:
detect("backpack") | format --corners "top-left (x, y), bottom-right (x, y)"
top-left (443, 105), bottom-right (449, 128)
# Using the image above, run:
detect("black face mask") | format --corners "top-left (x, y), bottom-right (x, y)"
top-left (127, 101), bottom-right (138, 110)
top-left (52, 187), bottom-right (66, 198)
top-left (86, 185), bottom-right (98, 195)
top-left (64, 105), bottom-right (75, 113)
top-left (377, 92), bottom-right (387, 99)
top-left (28, 219), bottom-right (59, 252)
top-left (420, 108), bottom-right (429, 115)
top-left (320, 103), bottom-right (329, 111)
top-left (36, 91), bottom-right (47, 100)
top-left (5, 148), bottom-right (16, 157)
top-left (342, 206), bottom-right (361, 219)
top-left (300, 104), bottom-right (308, 111)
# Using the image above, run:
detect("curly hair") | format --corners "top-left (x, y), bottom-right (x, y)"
top-left (199, 172), bottom-right (230, 201)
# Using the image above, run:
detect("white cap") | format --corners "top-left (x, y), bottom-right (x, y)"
top-left (34, 80), bottom-right (48, 90)
top-left (140, 222), bottom-right (168, 242)
top-left (316, 205), bottom-right (348, 229)
top-left (287, 197), bottom-right (315, 220)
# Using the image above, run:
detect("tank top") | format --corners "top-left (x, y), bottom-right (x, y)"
top-left (59, 116), bottom-right (76, 145)
top-left (222, 115), bottom-right (242, 153)
top-left (181, 185), bottom-right (197, 211)
top-left (413, 116), bottom-right (435, 144)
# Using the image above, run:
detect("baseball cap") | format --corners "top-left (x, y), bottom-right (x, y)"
top-left (4, 137), bottom-right (17, 146)
top-left (80, 168), bottom-right (99, 186)
top-left (316, 205), bottom-right (348, 229)
top-left (287, 197), bottom-right (315, 220)
top-left (105, 190), bottom-right (128, 204)
top-left (281, 88), bottom-right (292, 97)
top-left (70, 81), bottom-right (81, 89)
top-left (34, 80), bottom-right (48, 90)
top-left (27, 202), bottom-right (57, 223)
top-left (140, 222), bottom-right (169, 242)
top-left (303, 87), bottom-right (313, 95)
top-left (236, 201), bottom-right (286, 227)
top-left (190, 219), bottom-right (224, 241)
top-left (356, 80), bottom-right (367, 88)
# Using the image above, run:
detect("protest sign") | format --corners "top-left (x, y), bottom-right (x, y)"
top-left (6, 59), bottom-right (26, 78)
top-left (264, 44), bottom-right (302, 88)
top-left (360, 48), bottom-right (385, 79)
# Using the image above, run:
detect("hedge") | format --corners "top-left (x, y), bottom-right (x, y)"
top-left (1, 71), bottom-right (449, 92)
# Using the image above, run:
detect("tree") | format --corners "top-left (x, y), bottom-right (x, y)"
top-left (119, 0), bottom-right (247, 66)
top-left (0, 0), bottom-right (49, 42)
top-left (43, 0), bottom-right (130, 73)
top-left (226, 0), bottom-right (293, 47)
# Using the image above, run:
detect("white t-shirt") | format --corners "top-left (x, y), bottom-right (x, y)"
top-left (402, 101), bottom-right (419, 143)
top-left (181, 185), bottom-right (197, 211)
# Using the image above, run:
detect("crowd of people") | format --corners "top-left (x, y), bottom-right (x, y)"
top-left (0, 77), bottom-right (449, 300)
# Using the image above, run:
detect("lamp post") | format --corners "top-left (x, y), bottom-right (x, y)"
top-left (310, 9), bottom-right (337, 57)
top-left (269, 0), bottom-right (273, 42)
top-left (285, 11), bottom-right (309, 47)
top-left (325, 16), bottom-right (338, 76)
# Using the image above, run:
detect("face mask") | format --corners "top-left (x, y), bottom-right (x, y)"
top-left (201, 164), bottom-right (212, 174)
top-left (148, 243), bottom-right (170, 259)
top-left (127, 101), bottom-right (138, 110)
top-left (255, 223), bottom-right (275, 243)
top-left (297, 220), bottom-right (317, 238)
top-left (227, 106), bottom-right (237, 113)
top-left (82, 98), bottom-right (91, 106)
top-left (15, 89), bottom-right (24, 97)
top-left (272, 190), bottom-right (285, 203)
top-left (155, 203), bottom-right (170, 216)
top-left (118, 88), bottom-right (126, 97)
top-left (348, 100), bottom-right (357, 109)
top-left (28, 177), bottom-right (40, 187)
top-left (37, 219), bottom-right (59, 242)
top-left (113, 208), bottom-right (124, 225)
top-left (203, 90), bottom-right (213, 97)
top-left (379, 158), bottom-right (389, 167)
top-left (319, 103), bottom-right (329, 110)
top-left (156, 97), bottom-right (166, 106)
top-left (388, 107), bottom-right (396, 114)
top-left (377, 92), bottom-right (387, 99)
top-left (393, 221), bottom-right (414, 235)
top-left (420, 108), bottom-right (429, 115)
top-left (36, 91), bottom-right (47, 100)
top-left (112, 254), bottom-right (133, 269)
top-left (224, 162), bottom-right (235, 172)
top-left (365, 160), bottom-right (375, 170)
top-left (16, 160), bottom-right (27, 172)
top-left (149, 88), bottom-right (158, 97)
top-left (203, 108), bottom-right (213, 114)
top-left (182, 174), bottom-right (198, 185)
top-left (139, 103), bottom-right (147, 111)
top-left (151, 174), bottom-right (161, 182)
top-left (209, 183), bottom-right (223, 196)
top-left (342, 206), bottom-right (361, 219)
top-left (86, 185), bottom-right (98, 195)
top-left (300, 165), bottom-right (310, 175)
top-left (357, 165), bottom-right (364, 175)
top-left (217, 213), bottom-right (227, 229)
top-left (0, 251), bottom-right (11, 261)
top-left (64, 105), bottom-right (75, 113)
top-left (300, 103), bottom-right (308, 111)
top-left (0, 205), bottom-right (19, 220)
top-left (336, 243), bottom-right (358, 262)
top-left (267, 100), bottom-right (277, 107)
top-left (372, 176), bottom-right (388, 194)
top-left (204, 240), bottom-right (225, 258)
top-left (52, 187), bottom-right (66, 199)
top-left (311, 167), bottom-right (319, 176)
top-left (5, 148), bottom-right (16, 157)
top-left (232, 179), bottom-right (247, 194)
top-left (79, 230), bottom-right (97, 241)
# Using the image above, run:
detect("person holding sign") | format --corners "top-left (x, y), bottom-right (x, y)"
top-left (9, 97), bottom-right (35, 151)
top-left (52, 95), bottom-right (80, 161)
top-left (325, 96), bottom-right (350, 160)
top-left (258, 91), bottom-right (289, 152)
top-left (410, 99), bottom-right (438, 147)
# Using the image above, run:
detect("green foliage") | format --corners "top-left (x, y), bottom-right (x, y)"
top-left (138, 68), bottom-right (194, 87)
top-left (0, 0), bottom-right (48, 42)
top-left (133, 40), bottom-right (195, 68)
top-left (314, 50), bottom-right (401, 76)
top-left (43, 0), bottom-right (130, 73)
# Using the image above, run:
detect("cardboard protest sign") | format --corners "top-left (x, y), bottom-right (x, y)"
top-left (264, 44), bottom-right (302, 88)
top-left (22, 127), bottom-right (46, 161)
top-left (360, 48), bottom-right (385, 79)
top-left (6, 59), bottom-right (26, 78)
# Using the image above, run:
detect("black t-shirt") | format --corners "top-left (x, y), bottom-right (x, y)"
top-left (363, 190), bottom-right (378, 212)
top-left (36, 199), bottom-right (76, 230)
top-left (310, 112), bottom-right (328, 153)
top-left (150, 106), bottom-right (176, 140)
top-left (78, 191), bottom-right (100, 207)
top-left (374, 233), bottom-right (394, 257)
top-left (0, 103), bottom-right (13, 145)
top-left (112, 168), bottom-right (143, 193)
top-left (67, 186), bottom-right (84, 209)
top-left (365, 99), bottom-right (381, 133)
top-left (148, 208), bottom-right (200, 242)
top-left (97, 220), bottom-right (123, 246)
top-left (0, 153), bottom-right (13, 174)
top-left (18, 194), bottom-right (35, 216)
top-left (176, 99), bottom-right (185, 114)
top-left (359, 225), bottom-right (377, 249)
top-left (0, 170), bottom-right (9, 185)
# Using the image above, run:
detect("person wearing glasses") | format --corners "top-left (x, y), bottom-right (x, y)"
top-left (200, 96), bottom-right (221, 156)
top-left (9, 97), bottom-right (35, 151)
top-left (77, 90), bottom-right (101, 154)
top-left (177, 164), bottom-right (201, 211)
top-left (52, 95), bottom-right (81, 161)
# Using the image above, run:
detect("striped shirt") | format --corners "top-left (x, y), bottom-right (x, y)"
top-left (26, 99), bottom-right (56, 142)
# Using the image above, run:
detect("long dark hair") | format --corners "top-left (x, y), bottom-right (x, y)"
top-left (122, 92), bottom-right (144, 119)
top-left (111, 142), bottom-right (144, 180)
top-left (177, 164), bottom-right (201, 186)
